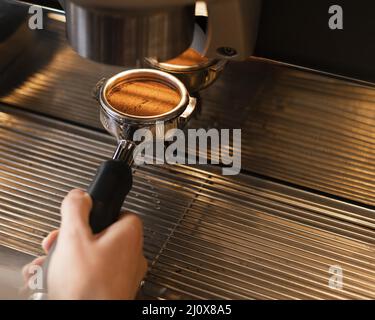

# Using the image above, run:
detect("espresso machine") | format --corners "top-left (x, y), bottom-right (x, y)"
top-left (0, 0), bottom-right (374, 300)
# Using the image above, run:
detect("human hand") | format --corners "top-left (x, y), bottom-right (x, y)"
top-left (22, 189), bottom-right (147, 299)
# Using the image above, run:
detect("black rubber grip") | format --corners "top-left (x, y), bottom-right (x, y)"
top-left (40, 160), bottom-right (132, 293)
top-left (88, 160), bottom-right (133, 234)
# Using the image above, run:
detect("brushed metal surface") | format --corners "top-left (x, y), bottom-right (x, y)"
top-left (195, 61), bottom-right (375, 206)
top-left (0, 14), bottom-right (374, 206)
top-left (0, 246), bottom-right (30, 299)
top-left (0, 105), bottom-right (374, 299)
top-left (0, 13), bottom-right (120, 128)
top-left (64, 1), bottom-right (195, 66)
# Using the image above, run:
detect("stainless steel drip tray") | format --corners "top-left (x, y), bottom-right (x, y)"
top-left (0, 105), bottom-right (374, 300)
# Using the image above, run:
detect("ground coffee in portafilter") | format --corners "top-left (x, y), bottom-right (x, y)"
top-left (165, 48), bottom-right (208, 66)
top-left (107, 80), bottom-right (181, 117)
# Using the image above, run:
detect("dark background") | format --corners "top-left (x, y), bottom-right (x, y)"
top-left (256, 0), bottom-right (375, 83)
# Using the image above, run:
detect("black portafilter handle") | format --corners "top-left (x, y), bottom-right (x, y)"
top-left (37, 159), bottom-right (133, 297)
top-left (88, 160), bottom-right (133, 234)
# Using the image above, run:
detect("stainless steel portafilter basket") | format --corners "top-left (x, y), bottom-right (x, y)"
top-left (145, 55), bottom-right (227, 93)
top-left (144, 21), bottom-right (227, 93)
top-left (38, 69), bottom-right (196, 297)
top-left (96, 69), bottom-right (197, 144)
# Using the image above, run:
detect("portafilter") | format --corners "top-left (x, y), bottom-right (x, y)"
top-left (89, 69), bottom-right (196, 233)
top-left (36, 69), bottom-right (196, 298)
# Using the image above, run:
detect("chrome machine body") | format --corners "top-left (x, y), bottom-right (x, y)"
top-left (0, 0), bottom-right (374, 299)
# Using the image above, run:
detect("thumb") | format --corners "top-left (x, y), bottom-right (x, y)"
top-left (98, 213), bottom-right (144, 252)
top-left (60, 189), bottom-right (93, 240)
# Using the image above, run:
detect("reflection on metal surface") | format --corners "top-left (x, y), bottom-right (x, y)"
top-left (0, 246), bottom-right (30, 299)
top-left (0, 15), bottom-right (374, 206)
top-left (195, 1), bottom-right (208, 16)
top-left (47, 12), bottom-right (66, 23)
top-left (64, 1), bottom-right (195, 66)
top-left (195, 62), bottom-right (375, 206)
top-left (0, 106), bottom-right (374, 299)
top-left (0, 15), bottom-right (121, 127)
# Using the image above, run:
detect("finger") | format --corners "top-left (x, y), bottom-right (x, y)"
top-left (97, 213), bottom-right (144, 250)
top-left (60, 189), bottom-right (93, 239)
top-left (41, 230), bottom-right (59, 254)
top-left (22, 256), bottom-right (46, 282)
top-left (93, 211), bottom-right (131, 239)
